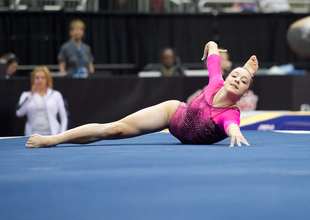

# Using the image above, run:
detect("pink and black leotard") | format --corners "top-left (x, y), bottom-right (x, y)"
top-left (169, 54), bottom-right (240, 144)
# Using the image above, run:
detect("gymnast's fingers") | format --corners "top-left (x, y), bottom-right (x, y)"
top-left (229, 136), bottom-right (236, 147)
top-left (219, 49), bottom-right (227, 53)
top-left (241, 137), bottom-right (250, 146)
top-left (201, 45), bottom-right (208, 60)
top-left (236, 138), bottom-right (242, 147)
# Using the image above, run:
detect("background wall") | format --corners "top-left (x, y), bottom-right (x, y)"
top-left (1, 75), bottom-right (310, 137)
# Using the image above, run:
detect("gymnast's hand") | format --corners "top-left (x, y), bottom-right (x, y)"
top-left (227, 124), bottom-right (250, 147)
top-left (201, 41), bottom-right (227, 60)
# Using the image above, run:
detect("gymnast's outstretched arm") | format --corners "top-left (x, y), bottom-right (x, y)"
top-left (26, 100), bottom-right (181, 148)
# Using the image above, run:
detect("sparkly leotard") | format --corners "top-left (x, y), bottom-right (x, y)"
top-left (169, 54), bottom-right (240, 144)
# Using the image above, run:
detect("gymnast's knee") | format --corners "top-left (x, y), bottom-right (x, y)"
top-left (102, 122), bottom-right (134, 139)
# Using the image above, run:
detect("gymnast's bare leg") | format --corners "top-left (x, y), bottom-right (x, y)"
top-left (26, 100), bottom-right (181, 148)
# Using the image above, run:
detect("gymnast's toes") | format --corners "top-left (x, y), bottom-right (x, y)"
top-left (25, 134), bottom-right (40, 148)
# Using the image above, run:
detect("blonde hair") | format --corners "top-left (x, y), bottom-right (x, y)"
top-left (69, 19), bottom-right (86, 31)
top-left (30, 66), bottom-right (53, 89)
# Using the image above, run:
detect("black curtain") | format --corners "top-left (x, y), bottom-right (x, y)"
top-left (0, 11), bottom-right (308, 73)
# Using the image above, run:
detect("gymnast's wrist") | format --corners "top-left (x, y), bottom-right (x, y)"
top-left (208, 41), bottom-right (218, 48)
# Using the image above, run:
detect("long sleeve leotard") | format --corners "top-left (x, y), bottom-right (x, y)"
top-left (169, 54), bottom-right (240, 144)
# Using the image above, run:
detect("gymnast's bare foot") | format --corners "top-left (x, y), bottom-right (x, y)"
top-left (244, 55), bottom-right (259, 75)
top-left (26, 134), bottom-right (55, 148)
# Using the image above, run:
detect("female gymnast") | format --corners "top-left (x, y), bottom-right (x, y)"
top-left (26, 41), bottom-right (258, 148)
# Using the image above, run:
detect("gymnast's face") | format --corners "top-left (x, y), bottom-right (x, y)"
top-left (225, 67), bottom-right (251, 96)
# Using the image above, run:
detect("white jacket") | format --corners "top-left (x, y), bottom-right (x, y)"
top-left (16, 88), bottom-right (68, 136)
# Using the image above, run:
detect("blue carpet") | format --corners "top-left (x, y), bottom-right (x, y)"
top-left (0, 131), bottom-right (310, 220)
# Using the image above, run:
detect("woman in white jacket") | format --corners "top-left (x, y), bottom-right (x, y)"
top-left (16, 66), bottom-right (68, 136)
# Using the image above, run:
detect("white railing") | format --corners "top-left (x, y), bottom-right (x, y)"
top-left (0, 0), bottom-right (309, 13)
top-left (108, 0), bottom-right (310, 14)
top-left (6, 0), bottom-right (98, 11)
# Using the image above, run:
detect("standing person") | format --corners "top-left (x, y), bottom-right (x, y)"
top-left (16, 66), bottom-right (68, 136)
top-left (58, 19), bottom-right (94, 78)
top-left (26, 41), bottom-right (258, 148)
top-left (0, 53), bottom-right (19, 79)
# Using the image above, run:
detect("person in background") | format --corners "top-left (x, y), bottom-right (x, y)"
top-left (149, 0), bottom-right (164, 12)
top-left (232, 1), bottom-right (258, 12)
top-left (16, 66), bottom-right (68, 136)
top-left (58, 19), bottom-right (94, 78)
top-left (0, 53), bottom-right (19, 79)
top-left (118, 0), bottom-right (164, 12)
top-left (143, 47), bottom-right (184, 77)
top-left (259, 0), bottom-right (291, 12)
top-left (219, 48), bottom-right (233, 78)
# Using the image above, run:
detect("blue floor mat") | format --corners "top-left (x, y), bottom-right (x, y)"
top-left (0, 131), bottom-right (310, 220)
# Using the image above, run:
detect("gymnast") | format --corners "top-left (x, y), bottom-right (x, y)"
top-left (26, 41), bottom-right (258, 148)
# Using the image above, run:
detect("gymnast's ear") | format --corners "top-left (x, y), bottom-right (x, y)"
top-left (243, 90), bottom-right (249, 97)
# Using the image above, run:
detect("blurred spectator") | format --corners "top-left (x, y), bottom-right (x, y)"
top-left (118, 0), bottom-right (137, 11)
top-left (118, 0), bottom-right (164, 12)
top-left (259, 0), bottom-right (291, 12)
top-left (287, 16), bottom-right (310, 59)
top-left (232, 1), bottom-right (258, 12)
top-left (219, 48), bottom-right (233, 78)
top-left (143, 47), bottom-right (184, 77)
top-left (16, 66), bottom-right (68, 136)
top-left (0, 53), bottom-right (19, 79)
top-left (58, 19), bottom-right (94, 78)
top-left (150, 0), bottom-right (164, 12)
top-left (0, 0), bottom-right (8, 7)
